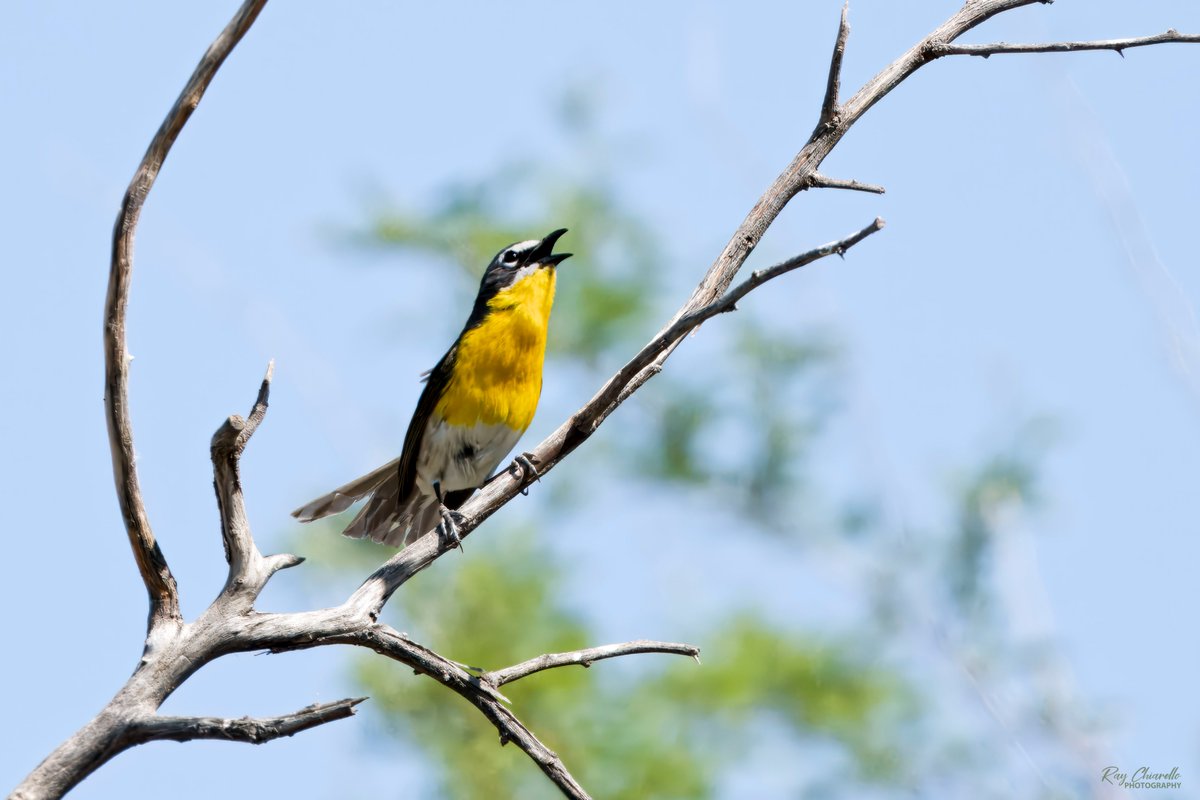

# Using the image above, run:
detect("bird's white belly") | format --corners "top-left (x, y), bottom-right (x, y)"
top-left (416, 417), bottom-right (524, 494)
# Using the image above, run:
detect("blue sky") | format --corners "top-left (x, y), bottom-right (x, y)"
top-left (3, 2), bottom-right (1199, 797)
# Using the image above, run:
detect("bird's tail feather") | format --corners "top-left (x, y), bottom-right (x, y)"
top-left (292, 457), bottom-right (446, 548)
top-left (342, 485), bottom-right (440, 548)
top-left (290, 457), bottom-right (401, 523)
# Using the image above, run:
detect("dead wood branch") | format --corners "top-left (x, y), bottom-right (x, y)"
top-left (807, 172), bottom-right (886, 194)
top-left (105, 0), bottom-right (269, 640)
top-left (486, 640), bottom-right (703, 687)
top-left (931, 29), bottom-right (1200, 59)
top-left (131, 699), bottom-right (367, 745)
top-left (14, 2), bottom-right (1200, 799)
top-left (818, 2), bottom-right (852, 132)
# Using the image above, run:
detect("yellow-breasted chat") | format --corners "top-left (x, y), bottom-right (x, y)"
top-left (292, 228), bottom-right (571, 547)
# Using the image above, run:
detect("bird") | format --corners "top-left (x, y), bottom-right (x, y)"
top-left (292, 228), bottom-right (571, 548)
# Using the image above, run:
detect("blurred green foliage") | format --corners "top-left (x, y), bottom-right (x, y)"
top-left (631, 323), bottom-right (842, 527)
top-left (945, 416), bottom-right (1057, 618)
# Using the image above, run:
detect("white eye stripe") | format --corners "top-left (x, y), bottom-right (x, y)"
top-left (497, 239), bottom-right (540, 269)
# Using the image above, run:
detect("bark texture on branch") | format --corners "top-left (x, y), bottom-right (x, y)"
top-left (807, 173), bottom-right (886, 195)
top-left (131, 699), bottom-right (367, 745)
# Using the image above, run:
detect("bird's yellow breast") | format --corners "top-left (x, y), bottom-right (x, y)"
top-left (435, 268), bottom-right (556, 431)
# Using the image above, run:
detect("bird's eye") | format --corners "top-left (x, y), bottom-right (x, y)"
top-left (501, 249), bottom-right (518, 266)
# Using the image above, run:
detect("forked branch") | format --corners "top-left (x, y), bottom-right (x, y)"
top-left (211, 360), bottom-right (303, 600)
top-left (255, 623), bottom-right (617, 798)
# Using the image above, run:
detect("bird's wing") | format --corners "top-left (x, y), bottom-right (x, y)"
top-left (395, 343), bottom-right (458, 501)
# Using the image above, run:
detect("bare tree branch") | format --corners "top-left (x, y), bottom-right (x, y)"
top-left (105, 0), bottom-right (268, 638)
top-left (806, 172), bottom-right (886, 195)
top-left (473, 701), bottom-right (592, 800)
top-left (15, 2), bottom-right (271, 792)
top-left (347, 626), bottom-right (585, 797)
top-left (16, 2), bottom-right (1200, 799)
top-left (818, 2), bottom-right (852, 131)
top-left (931, 29), bottom-right (1200, 59)
top-left (132, 699), bottom-right (366, 745)
top-left (262, 623), bottom-right (513, 705)
top-left (486, 640), bottom-right (702, 688)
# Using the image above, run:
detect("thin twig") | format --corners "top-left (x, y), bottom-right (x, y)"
top-left (133, 699), bottom-right (366, 745)
top-left (806, 172), bottom-right (886, 194)
top-left (105, 0), bottom-right (269, 635)
top-left (236, 359), bottom-right (274, 451)
top-left (931, 29), bottom-right (1200, 59)
top-left (486, 640), bottom-right (702, 687)
top-left (818, 2), bottom-right (852, 129)
top-left (647, 219), bottom-right (887, 385)
top-left (313, 624), bottom-right (512, 705)
top-left (694, 218), bottom-right (886, 320)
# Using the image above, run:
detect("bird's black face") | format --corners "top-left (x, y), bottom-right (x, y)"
top-left (462, 229), bottom-right (571, 331)
top-left (482, 228), bottom-right (572, 293)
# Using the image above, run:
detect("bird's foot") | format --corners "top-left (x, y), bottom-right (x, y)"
top-left (509, 452), bottom-right (541, 496)
top-left (437, 506), bottom-right (466, 551)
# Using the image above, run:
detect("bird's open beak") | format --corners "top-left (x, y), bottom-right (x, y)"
top-left (532, 228), bottom-right (572, 267)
